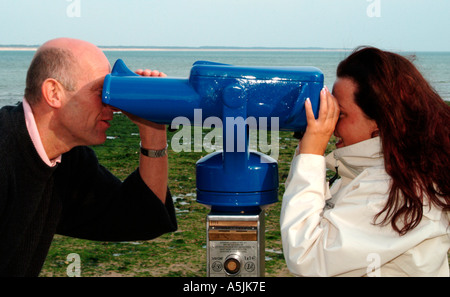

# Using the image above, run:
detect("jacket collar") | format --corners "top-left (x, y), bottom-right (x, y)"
top-left (325, 137), bottom-right (384, 181)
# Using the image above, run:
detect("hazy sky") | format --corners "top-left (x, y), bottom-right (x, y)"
top-left (1, 0), bottom-right (449, 51)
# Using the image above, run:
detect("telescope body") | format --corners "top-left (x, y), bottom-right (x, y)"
top-left (102, 59), bottom-right (323, 211)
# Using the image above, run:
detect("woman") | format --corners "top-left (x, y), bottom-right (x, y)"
top-left (280, 47), bottom-right (450, 277)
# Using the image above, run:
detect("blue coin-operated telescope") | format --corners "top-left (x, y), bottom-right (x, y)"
top-left (103, 59), bottom-right (323, 276)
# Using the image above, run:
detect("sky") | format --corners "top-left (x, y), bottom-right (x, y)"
top-left (1, 0), bottom-right (450, 52)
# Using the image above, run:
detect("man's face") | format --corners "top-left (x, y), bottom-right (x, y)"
top-left (57, 51), bottom-right (113, 147)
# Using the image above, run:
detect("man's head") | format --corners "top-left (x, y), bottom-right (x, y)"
top-left (25, 46), bottom-right (77, 105)
top-left (25, 38), bottom-right (114, 148)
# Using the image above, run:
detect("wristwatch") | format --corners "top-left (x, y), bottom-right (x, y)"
top-left (140, 142), bottom-right (168, 158)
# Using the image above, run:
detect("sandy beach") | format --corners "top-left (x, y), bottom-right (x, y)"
top-left (0, 47), bottom-right (38, 51)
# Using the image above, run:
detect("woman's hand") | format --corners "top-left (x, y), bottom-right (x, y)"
top-left (298, 86), bottom-right (340, 155)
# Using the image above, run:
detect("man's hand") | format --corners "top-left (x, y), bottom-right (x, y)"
top-left (124, 68), bottom-right (169, 203)
top-left (135, 69), bottom-right (167, 77)
top-left (129, 68), bottom-right (168, 146)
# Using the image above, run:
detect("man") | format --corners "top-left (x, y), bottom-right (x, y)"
top-left (0, 38), bottom-right (177, 276)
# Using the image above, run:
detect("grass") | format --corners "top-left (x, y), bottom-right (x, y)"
top-left (39, 112), bottom-right (449, 277)
top-left (41, 113), bottom-right (304, 277)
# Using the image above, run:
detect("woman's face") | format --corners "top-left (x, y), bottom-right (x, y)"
top-left (332, 77), bottom-right (378, 148)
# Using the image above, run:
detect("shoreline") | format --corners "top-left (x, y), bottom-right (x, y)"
top-left (0, 46), bottom-right (352, 52)
top-left (1, 46), bottom-right (449, 53)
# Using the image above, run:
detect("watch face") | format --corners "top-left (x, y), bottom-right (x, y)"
top-left (140, 144), bottom-right (168, 157)
top-left (153, 149), bottom-right (167, 157)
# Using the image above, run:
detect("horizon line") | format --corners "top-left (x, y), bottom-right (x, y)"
top-left (0, 45), bottom-right (353, 52)
top-left (1, 45), bottom-right (449, 53)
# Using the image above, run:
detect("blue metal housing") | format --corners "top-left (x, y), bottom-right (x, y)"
top-left (102, 59), bottom-right (323, 211)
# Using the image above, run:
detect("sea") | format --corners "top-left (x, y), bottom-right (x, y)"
top-left (1, 48), bottom-right (449, 107)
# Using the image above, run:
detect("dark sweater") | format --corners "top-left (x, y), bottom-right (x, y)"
top-left (0, 104), bottom-right (177, 276)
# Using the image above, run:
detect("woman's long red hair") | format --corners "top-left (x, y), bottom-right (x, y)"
top-left (337, 47), bottom-right (450, 235)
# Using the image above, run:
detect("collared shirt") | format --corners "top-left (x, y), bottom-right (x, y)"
top-left (23, 98), bottom-right (62, 167)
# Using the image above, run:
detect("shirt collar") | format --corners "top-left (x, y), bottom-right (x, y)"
top-left (23, 98), bottom-right (62, 167)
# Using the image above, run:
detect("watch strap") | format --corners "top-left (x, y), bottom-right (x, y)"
top-left (140, 143), bottom-right (168, 158)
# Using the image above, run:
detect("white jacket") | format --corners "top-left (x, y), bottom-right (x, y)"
top-left (280, 137), bottom-right (450, 277)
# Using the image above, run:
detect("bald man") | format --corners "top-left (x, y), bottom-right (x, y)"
top-left (0, 38), bottom-right (177, 276)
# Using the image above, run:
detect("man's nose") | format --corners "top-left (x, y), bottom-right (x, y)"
top-left (104, 103), bottom-right (120, 113)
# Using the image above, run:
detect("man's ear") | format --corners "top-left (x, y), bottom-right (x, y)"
top-left (41, 78), bottom-right (65, 109)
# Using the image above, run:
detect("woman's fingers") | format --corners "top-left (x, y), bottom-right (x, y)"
top-left (304, 98), bottom-right (316, 125)
top-left (326, 87), bottom-right (340, 126)
top-left (318, 87), bottom-right (329, 122)
top-left (306, 86), bottom-right (338, 127)
top-left (298, 86), bottom-right (339, 155)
